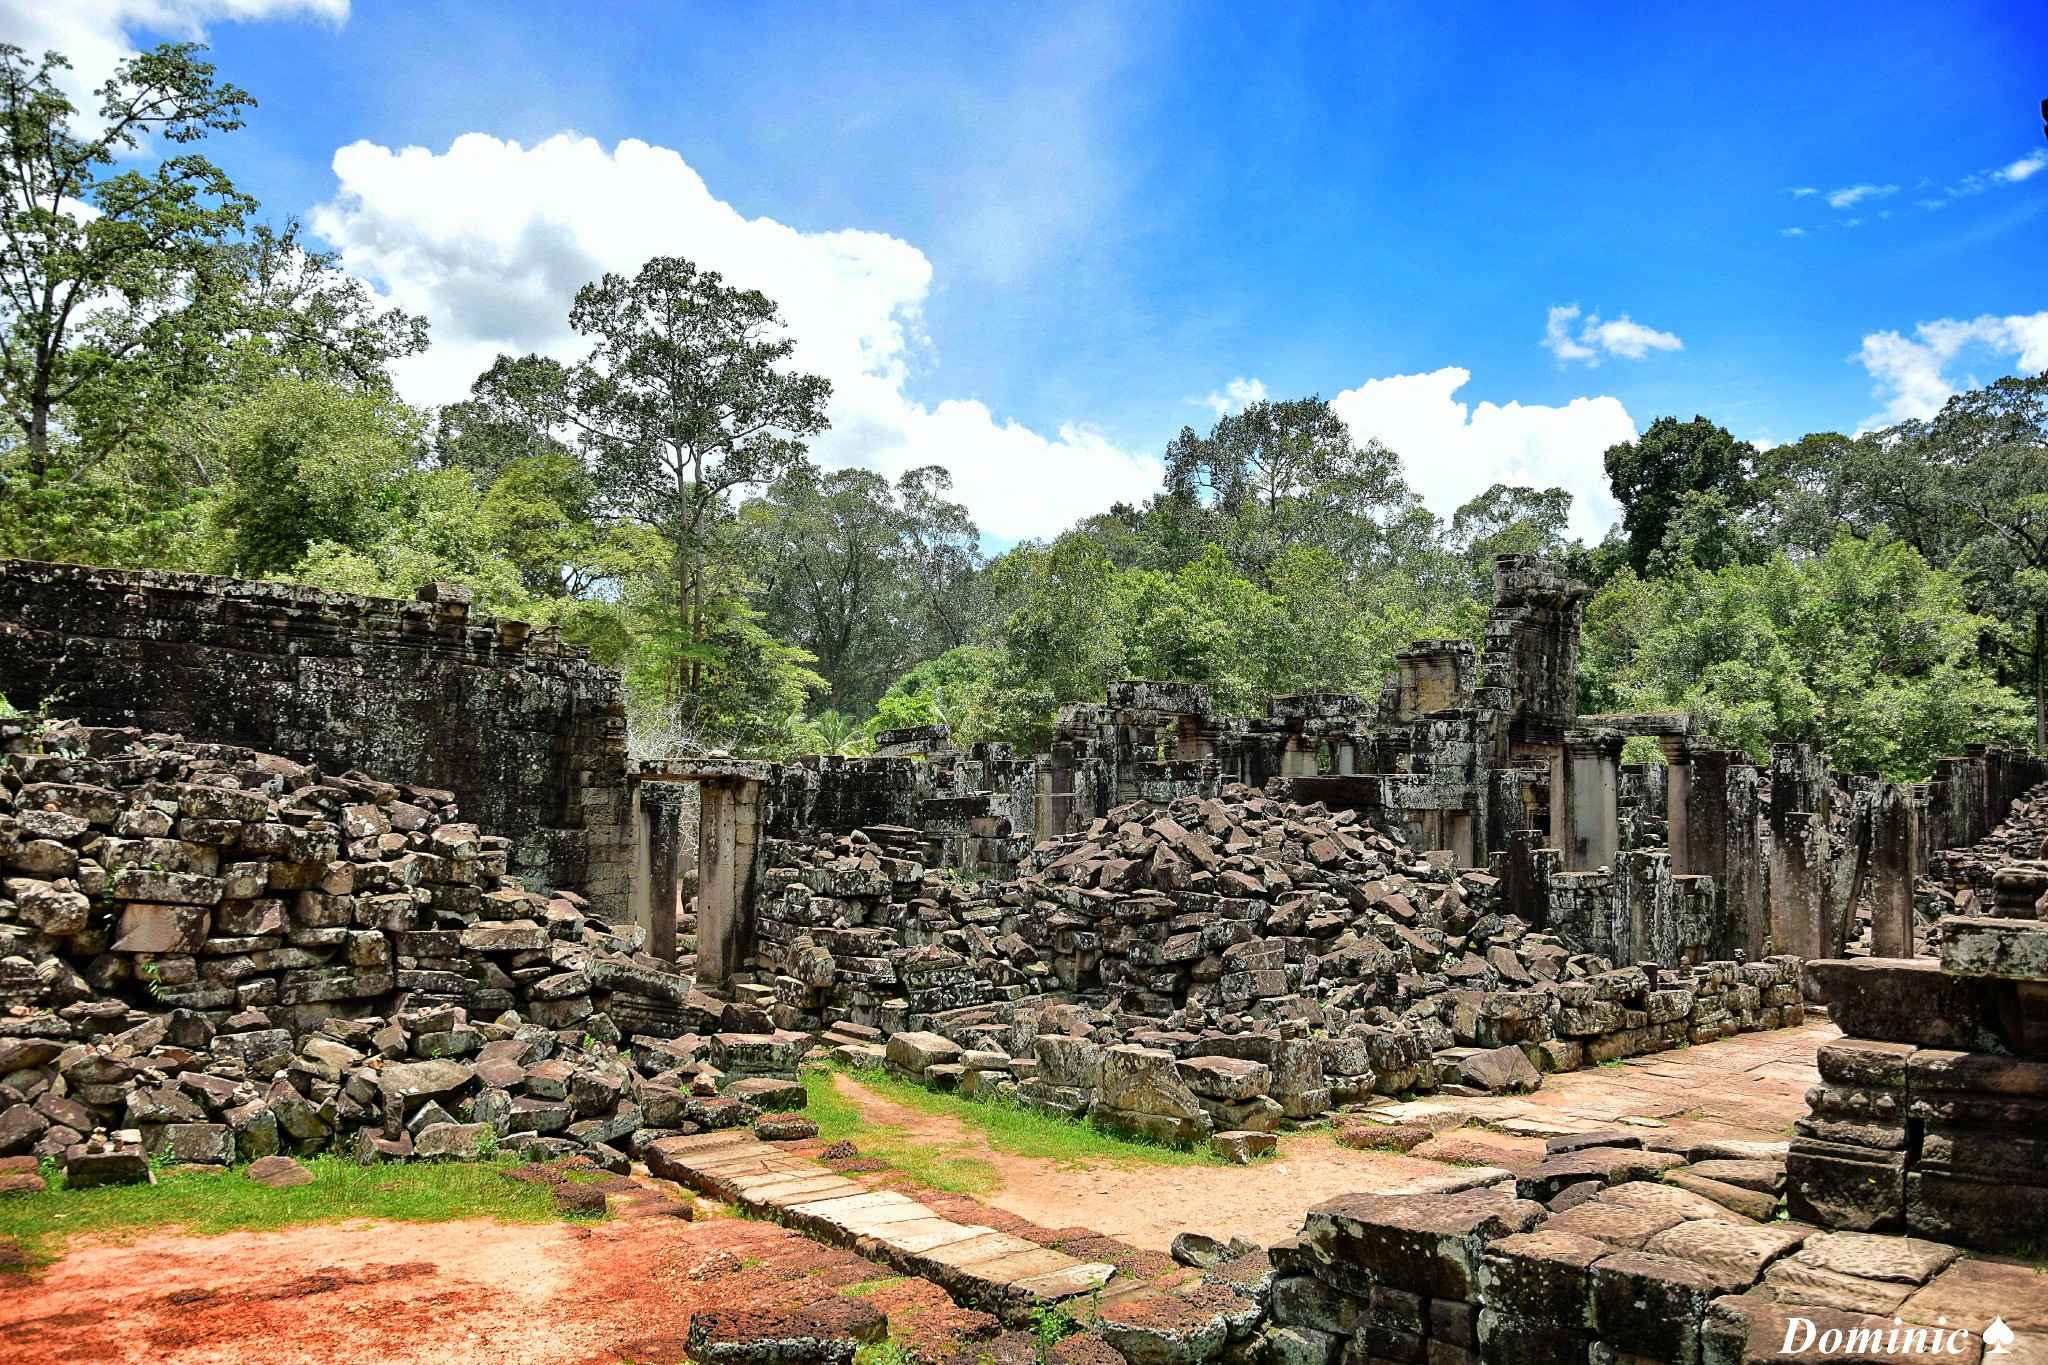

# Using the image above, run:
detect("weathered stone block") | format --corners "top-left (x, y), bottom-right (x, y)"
top-left (1302, 1189), bottom-right (1546, 1299)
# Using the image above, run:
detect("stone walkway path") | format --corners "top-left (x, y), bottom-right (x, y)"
top-left (643, 1131), bottom-right (1117, 1319)
top-left (1370, 1017), bottom-right (1837, 1141)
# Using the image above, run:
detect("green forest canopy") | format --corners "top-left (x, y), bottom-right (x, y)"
top-left (3, 39), bottom-right (2043, 779)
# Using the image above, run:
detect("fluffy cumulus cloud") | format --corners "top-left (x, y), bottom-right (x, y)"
top-left (1330, 367), bottom-right (1634, 544)
top-left (1197, 376), bottom-right (1267, 416)
top-left (1855, 312), bottom-right (2048, 425)
top-left (312, 133), bottom-right (1161, 543)
top-left (1542, 305), bottom-right (1683, 366)
top-left (0, 0), bottom-right (346, 104)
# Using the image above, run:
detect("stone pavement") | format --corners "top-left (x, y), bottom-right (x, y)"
top-left (1368, 1017), bottom-right (1838, 1141)
top-left (643, 1131), bottom-right (1117, 1319)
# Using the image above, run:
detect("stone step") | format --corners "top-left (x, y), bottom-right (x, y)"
top-left (642, 1132), bottom-right (1116, 1317)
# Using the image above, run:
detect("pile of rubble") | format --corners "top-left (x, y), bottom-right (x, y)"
top-left (755, 788), bottom-right (1804, 1141)
top-left (0, 719), bottom-right (824, 1182)
top-left (0, 718), bottom-right (698, 1043)
top-left (1928, 780), bottom-right (2048, 920)
top-left (0, 991), bottom-right (822, 1186)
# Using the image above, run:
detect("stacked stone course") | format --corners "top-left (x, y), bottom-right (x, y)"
top-left (0, 717), bottom-right (765, 1181)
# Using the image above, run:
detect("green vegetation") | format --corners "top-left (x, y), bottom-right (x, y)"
top-left (803, 1064), bottom-right (1228, 1188)
top-left (1028, 1303), bottom-right (1084, 1345)
top-left (7, 35), bottom-right (2044, 776)
top-left (0, 1154), bottom-right (567, 1267)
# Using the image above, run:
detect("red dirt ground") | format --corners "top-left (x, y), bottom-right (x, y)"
top-left (0, 1206), bottom-right (1004, 1365)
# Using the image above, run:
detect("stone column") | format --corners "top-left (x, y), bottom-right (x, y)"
top-left (1565, 730), bottom-right (1623, 872)
top-left (1660, 735), bottom-right (1692, 875)
top-left (635, 780), bottom-right (688, 964)
top-left (1772, 809), bottom-right (1829, 960)
top-left (695, 775), bottom-right (764, 991)
top-left (1870, 783), bottom-right (1915, 957)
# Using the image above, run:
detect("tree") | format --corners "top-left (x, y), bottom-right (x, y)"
top-left (1578, 533), bottom-right (2027, 777)
top-left (437, 353), bottom-right (573, 483)
top-left (1603, 416), bottom-right (1754, 573)
top-left (1884, 376), bottom-right (2048, 749)
top-left (558, 256), bottom-right (832, 722)
top-left (205, 376), bottom-right (426, 577)
top-left (0, 42), bottom-right (253, 474)
top-left (1450, 483), bottom-right (1573, 589)
top-left (1158, 397), bottom-right (1422, 580)
top-left (744, 462), bottom-right (984, 711)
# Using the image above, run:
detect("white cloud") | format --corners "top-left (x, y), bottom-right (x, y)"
top-left (1542, 305), bottom-right (1682, 367)
top-left (1824, 183), bottom-right (1895, 209)
top-left (1854, 312), bottom-right (2048, 424)
top-left (0, 0), bottom-right (346, 106)
top-left (1197, 376), bottom-right (1267, 416)
top-left (311, 132), bottom-right (1162, 543)
top-left (1330, 367), bottom-right (1635, 544)
top-left (1996, 150), bottom-right (2048, 184)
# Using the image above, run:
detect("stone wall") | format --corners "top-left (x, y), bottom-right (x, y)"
top-left (0, 559), bottom-right (631, 919)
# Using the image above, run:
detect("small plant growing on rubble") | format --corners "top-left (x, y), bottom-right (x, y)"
top-left (853, 1343), bottom-right (917, 1365)
top-left (1027, 1303), bottom-right (1081, 1345)
top-left (136, 960), bottom-right (166, 1003)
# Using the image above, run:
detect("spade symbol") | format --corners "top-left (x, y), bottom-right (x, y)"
top-left (1985, 1317), bottom-right (2015, 1355)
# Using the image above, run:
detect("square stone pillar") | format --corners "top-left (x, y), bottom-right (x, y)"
top-left (1772, 809), bottom-right (1830, 960)
top-left (631, 780), bottom-right (691, 964)
top-left (1564, 729), bottom-right (1623, 872)
top-left (695, 775), bottom-right (764, 991)
top-left (1870, 783), bottom-right (1917, 958)
top-left (1659, 736), bottom-right (1692, 875)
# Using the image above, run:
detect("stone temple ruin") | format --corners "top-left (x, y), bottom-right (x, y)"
top-left (3, 550), bottom-right (2046, 1364)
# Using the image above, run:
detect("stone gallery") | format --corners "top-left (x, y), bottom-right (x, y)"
top-left (3, 551), bottom-right (2045, 1364)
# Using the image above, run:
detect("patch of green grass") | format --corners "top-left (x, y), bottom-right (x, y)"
top-left (807, 1065), bottom-right (1226, 1177)
top-left (840, 1274), bottom-right (909, 1297)
top-left (0, 1154), bottom-right (563, 1268)
top-left (802, 1068), bottom-right (1002, 1194)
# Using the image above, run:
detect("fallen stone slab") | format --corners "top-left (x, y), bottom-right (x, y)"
top-left (1665, 1170), bottom-right (1780, 1222)
top-left (1596, 1179), bottom-right (1752, 1225)
top-left (1303, 1188), bottom-right (1546, 1299)
top-left (755, 1114), bottom-right (820, 1142)
top-left (1543, 1128), bottom-right (1642, 1156)
top-left (1461, 1044), bottom-right (1543, 1094)
top-left (1516, 1146), bottom-right (1686, 1202)
top-left (0, 1153), bottom-right (47, 1195)
top-left (1791, 1231), bottom-right (1962, 1286)
top-left (1210, 1130), bottom-right (1276, 1164)
top-left (246, 1154), bottom-right (315, 1187)
top-left (682, 1304), bottom-right (862, 1364)
top-left (64, 1131), bottom-right (149, 1188)
top-left (1762, 1257), bottom-right (1915, 1316)
top-left (1685, 1158), bottom-right (1784, 1194)
top-left (1642, 1218), bottom-right (1810, 1286)
top-left (1540, 1201), bottom-right (1685, 1250)
top-left (1095, 1287), bottom-right (1235, 1365)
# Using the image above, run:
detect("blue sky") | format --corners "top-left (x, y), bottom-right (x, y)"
top-left (10, 1), bottom-right (2047, 543)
